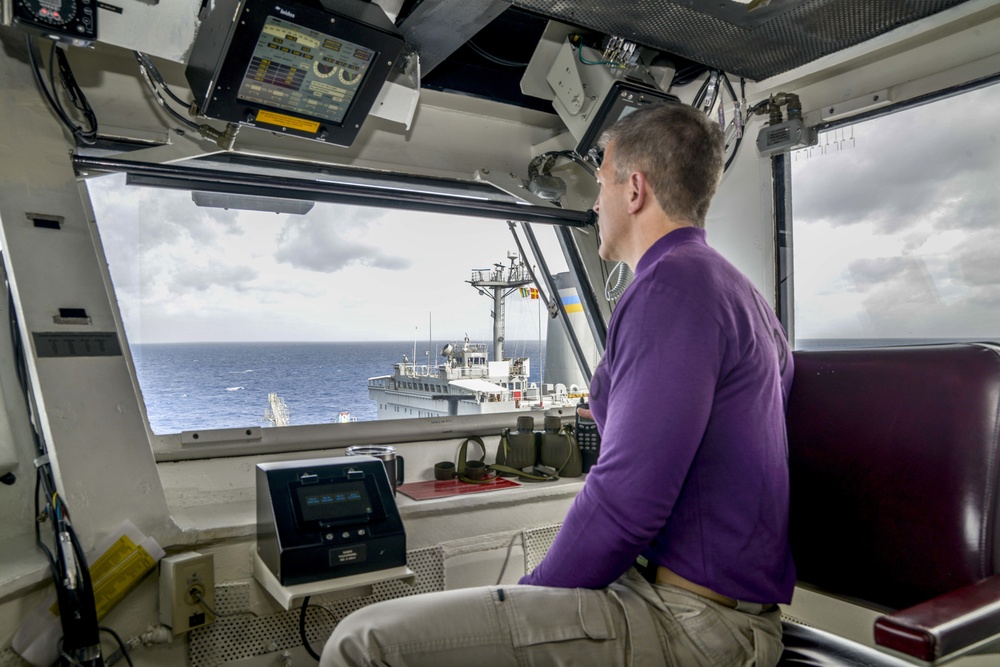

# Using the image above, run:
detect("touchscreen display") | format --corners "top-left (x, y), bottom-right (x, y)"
top-left (237, 15), bottom-right (376, 125)
top-left (295, 481), bottom-right (372, 523)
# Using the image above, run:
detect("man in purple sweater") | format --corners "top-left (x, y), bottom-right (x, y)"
top-left (322, 102), bottom-right (794, 666)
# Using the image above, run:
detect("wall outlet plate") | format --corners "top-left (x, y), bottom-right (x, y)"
top-left (159, 552), bottom-right (216, 635)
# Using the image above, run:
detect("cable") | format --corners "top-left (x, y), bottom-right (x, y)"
top-left (133, 52), bottom-right (190, 108)
top-left (51, 43), bottom-right (98, 143)
top-left (688, 69), bottom-right (746, 172)
top-left (25, 35), bottom-right (98, 145)
top-left (719, 72), bottom-right (744, 172)
top-left (132, 51), bottom-right (200, 131)
top-left (34, 468), bottom-right (58, 574)
top-left (191, 588), bottom-right (259, 618)
top-left (671, 63), bottom-right (709, 88)
top-left (466, 41), bottom-right (528, 68)
top-left (100, 627), bottom-right (134, 667)
top-left (495, 532), bottom-right (524, 585)
top-left (692, 70), bottom-right (720, 114)
top-left (299, 595), bottom-right (323, 661)
top-left (604, 261), bottom-right (632, 301)
top-left (721, 74), bottom-right (737, 103)
top-left (575, 44), bottom-right (616, 67)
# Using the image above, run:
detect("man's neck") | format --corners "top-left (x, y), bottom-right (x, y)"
top-left (625, 214), bottom-right (692, 270)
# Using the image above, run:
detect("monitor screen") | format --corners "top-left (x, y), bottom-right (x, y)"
top-left (295, 481), bottom-right (373, 523)
top-left (237, 15), bottom-right (377, 126)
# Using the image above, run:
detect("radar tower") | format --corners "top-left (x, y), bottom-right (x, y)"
top-left (467, 252), bottom-right (532, 362)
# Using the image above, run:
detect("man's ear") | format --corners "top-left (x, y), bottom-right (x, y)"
top-left (626, 171), bottom-right (647, 215)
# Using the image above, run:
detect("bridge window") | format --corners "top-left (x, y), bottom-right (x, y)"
top-left (86, 176), bottom-right (584, 436)
top-left (790, 79), bottom-right (1000, 350)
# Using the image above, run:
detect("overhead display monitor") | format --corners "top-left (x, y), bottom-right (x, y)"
top-left (186, 0), bottom-right (404, 147)
top-left (575, 81), bottom-right (681, 160)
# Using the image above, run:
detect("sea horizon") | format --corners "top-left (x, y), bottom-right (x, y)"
top-left (129, 337), bottom-right (994, 434)
top-left (130, 339), bottom-right (549, 434)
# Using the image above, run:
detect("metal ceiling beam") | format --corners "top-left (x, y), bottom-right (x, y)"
top-left (400, 0), bottom-right (510, 76)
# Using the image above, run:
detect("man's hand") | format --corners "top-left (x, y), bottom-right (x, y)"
top-left (577, 406), bottom-right (593, 420)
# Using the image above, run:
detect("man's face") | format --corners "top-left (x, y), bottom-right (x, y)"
top-left (594, 142), bottom-right (628, 263)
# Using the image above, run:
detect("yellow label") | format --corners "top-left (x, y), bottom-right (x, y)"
top-left (90, 535), bottom-right (138, 581)
top-left (93, 547), bottom-right (157, 618)
top-left (255, 110), bottom-right (320, 133)
top-left (48, 536), bottom-right (157, 619)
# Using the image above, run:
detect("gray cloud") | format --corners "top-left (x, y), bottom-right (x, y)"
top-left (169, 265), bottom-right (258, 293)
top-left (837, 241), bottom-right (1000, 338)
top-left (273, 212), bottom-right (412, 273)
top-left (848, 256), bottom-right (940, 305)
top-left (955, 229), bottom-right (1000, 287)
top-left (793, 85), bottom-right (1000, 235)
top-left (137, 191), bottom-right (241, 250)
top-left (792, 84), bottom-right (1000, 339)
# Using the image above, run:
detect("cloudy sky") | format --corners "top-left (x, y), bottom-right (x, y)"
top-left (89, 177), bottom-right (565, 344)
top-left (790, 80), bottom-right (1000, 341)
top-left (87, 79), bottom-right (1000, 346)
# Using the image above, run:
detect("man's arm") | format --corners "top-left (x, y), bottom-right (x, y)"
top-left (520, 283), bottom-right (724, 588)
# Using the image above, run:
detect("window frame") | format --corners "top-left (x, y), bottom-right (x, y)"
top-left (79, 156), bottom-right (598, 461)
top-left (778, 73), bottom-right (1000, 349)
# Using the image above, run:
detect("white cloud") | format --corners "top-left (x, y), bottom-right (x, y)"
top-left (273, 210), bottom-right (412, 273)
top-left (88, 175), bottom-right (567, 344)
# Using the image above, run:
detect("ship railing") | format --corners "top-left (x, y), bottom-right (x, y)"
top-left (469, 265), bottom-right (530, 283)
top-left (439, 367), bottom-right (487, 380)
top-left (397, 364), bottom-right (434, 377)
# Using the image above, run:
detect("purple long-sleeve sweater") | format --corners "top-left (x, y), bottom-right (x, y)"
top-left (520, 227), bottom-right (796, 604)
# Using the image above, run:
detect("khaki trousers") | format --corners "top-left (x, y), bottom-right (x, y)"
top-left (320, 567), bottom-right (784, 667)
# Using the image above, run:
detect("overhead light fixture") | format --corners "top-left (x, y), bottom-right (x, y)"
top-left (191, 192), bottom-right (315, 215)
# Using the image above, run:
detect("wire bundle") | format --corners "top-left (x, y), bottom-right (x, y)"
top-left (26, 36), bottom-right (98, 145)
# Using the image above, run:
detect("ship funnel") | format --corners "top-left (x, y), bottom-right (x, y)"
top-left (546, 272), bottom-right (600, 390)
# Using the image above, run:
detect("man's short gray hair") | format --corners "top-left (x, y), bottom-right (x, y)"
top-left (598, 103), bottom-right (725, 228)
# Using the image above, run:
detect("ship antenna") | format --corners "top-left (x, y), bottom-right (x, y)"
top-left (467, 253), bottom-right (532, 362)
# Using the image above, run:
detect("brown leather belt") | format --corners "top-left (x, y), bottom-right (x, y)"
top-left (652, 565), bottom-right (777, 614)
top-left (655, 566), bottom-right (740, 607)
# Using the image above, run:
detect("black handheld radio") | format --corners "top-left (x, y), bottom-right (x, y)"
top-left (575, 400), bottom-right (601, 472)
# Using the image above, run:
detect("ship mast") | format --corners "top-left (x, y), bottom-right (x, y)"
top-left (467, 252), bottom-right (532, 361)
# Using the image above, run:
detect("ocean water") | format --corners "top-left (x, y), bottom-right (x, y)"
top-left (132, 340), bottom-right (546, 434)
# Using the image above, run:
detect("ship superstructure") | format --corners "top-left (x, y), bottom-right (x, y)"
top-left (368, 254), bottom-right (583, 419)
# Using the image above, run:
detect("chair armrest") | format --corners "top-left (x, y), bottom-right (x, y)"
top-left (874, 574), bottom-right (1000, 661)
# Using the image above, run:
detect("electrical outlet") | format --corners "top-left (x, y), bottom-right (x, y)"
top-left (159, 552), bottom-right (216, 635)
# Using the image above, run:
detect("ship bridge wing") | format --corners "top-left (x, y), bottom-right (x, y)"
top-left (450, 379), bottom-right (508, 395)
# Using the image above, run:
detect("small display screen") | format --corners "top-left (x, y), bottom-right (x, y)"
top-left (237, 15), bottom-right (377, 125)
top-left (295, 481), bottom-right (372, 523)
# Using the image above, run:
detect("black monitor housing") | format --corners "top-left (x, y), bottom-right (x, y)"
top-left (186, 0), bottom-right (404, 147)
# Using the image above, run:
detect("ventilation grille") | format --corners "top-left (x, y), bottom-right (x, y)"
top-left (189, 546), bottom-right (444, 667)
top-left (523, 523), bottom-right (561, 573)
top-left (511, 0), bottom-right (971, 80)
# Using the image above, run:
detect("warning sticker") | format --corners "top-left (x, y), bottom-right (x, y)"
top-left (255, 110), bottom-right (320, 133)
top-left (48, 535), bottom-right (157, 618)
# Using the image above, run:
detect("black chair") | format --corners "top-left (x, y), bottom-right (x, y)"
top-left (778, 345), bottom-right (1000, 666)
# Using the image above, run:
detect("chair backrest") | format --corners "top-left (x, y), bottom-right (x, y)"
top-left (787, 344), bottom-right (1000, 610)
